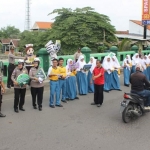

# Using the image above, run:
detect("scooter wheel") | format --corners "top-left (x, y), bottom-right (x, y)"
top-left (122, 104), bottom-right (133, 123)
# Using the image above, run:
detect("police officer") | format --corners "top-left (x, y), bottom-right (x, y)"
top-left (0, 75), bottom-right (6, 117)
top-left (11, 59), bottom-right (28, 113)
top-left (29, 58), bottom-right (44, 111)
top-left (7, 46), bottom-right (24, 88)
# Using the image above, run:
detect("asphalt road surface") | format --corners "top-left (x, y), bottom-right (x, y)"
top-left (1, 77), bottom-right (150, 150)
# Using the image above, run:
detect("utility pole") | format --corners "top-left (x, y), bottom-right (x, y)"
top-left (25, 0), bottom-right (31, 30)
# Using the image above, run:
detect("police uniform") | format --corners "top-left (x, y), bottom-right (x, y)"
top-left (11, 66), bottom-right (28, 112)
top-left (7, 48), bottom-right (24, 88)
top-left (29, 67), bottom-right (44, 110)
top-left (47, 66), bottom-right (62, 107)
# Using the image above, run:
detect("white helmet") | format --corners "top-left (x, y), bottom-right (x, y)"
top-left (34, 58), bottom-right (40, 62)
top-left (18, 59), bottom-right (24, 64)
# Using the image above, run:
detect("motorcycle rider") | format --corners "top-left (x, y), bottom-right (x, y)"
top-left (130, 63), bottom-right (150, 109)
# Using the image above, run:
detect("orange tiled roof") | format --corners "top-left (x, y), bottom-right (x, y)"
top-left (116, 30), bottom-right (129, 34)
top-left (130, 20), bottom-right (150, 30)
top-left (36, 22), bottom-right (53, 29)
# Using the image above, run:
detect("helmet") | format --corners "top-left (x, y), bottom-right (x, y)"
top-left (34, 58), bottom-right (40, 62)
top-left (18, 59), bottom-right (24, 64)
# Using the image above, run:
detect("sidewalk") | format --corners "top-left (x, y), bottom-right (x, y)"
top-left (5, 79), bottom-right (50, 94)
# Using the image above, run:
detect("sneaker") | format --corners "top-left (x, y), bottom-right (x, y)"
top-left (144, 107), bottom-right (150, 110)
top-left (0, 112), bottom-right (6, 117)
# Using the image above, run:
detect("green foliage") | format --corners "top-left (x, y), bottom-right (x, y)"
top-left (97, 45), bottom-right (107, 53)
top-left (48, 7), bottom-right (117, 54)
top-left (118, 38), bottom-right (131, 51)
top-left (0, 26), bottom-right (20, 39)
top-left (18, 30), bottom-right (52, 54)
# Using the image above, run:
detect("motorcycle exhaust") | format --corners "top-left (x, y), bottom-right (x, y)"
top-left (130, 110), bottom-right (142, 117)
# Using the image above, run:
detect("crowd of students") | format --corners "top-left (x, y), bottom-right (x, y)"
top-left (1, 48), bottom-right (149, 117)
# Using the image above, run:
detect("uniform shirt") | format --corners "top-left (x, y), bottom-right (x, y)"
top-left (74, 51), bottom-right (82, 61)
top-left (8, 52), bottom-right (24, 64)
top-left (11, 67), bottom-right (28, 89)
top-left (47, 67), bottom-right (60, 81)
top-left (130, 71), bottom-right (150, 92)
top-left (29, 67), bottom-right (44, 88)
top-left (58, 66), bottom-right (66, 78)
top-left (93, 67), bottom-right (105, 85)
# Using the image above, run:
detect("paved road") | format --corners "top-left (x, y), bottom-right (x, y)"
top-left (1, 78), bottom-right (150, 150)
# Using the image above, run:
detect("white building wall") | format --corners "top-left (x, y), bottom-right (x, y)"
top-left (129, 21), bottom-right (150, 36)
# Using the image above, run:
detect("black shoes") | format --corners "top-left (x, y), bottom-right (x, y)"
top-left (50, 105), bottom-right (55, 108)
top-left (14, 109), bottom-right (19, 113)
top-left (55, 104), bottom-right (63, 107)
top-left (19, 108), bottom-right (25, 111)
top-left (7, 85), bottom-right (11, 88)
top-left (75, 97), bottom-right (79, 99)
top-left (33, 106), bottom-right (37, 109)
top-left (39, 107), bottom-right (42, 111)
top-left (91, 102), bottom-right (96, 105)
top-left (0, 112), bottom-right (6, 117)
top-left (61, 100), bottom-right (67, 103)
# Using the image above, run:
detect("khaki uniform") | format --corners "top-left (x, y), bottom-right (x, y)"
top-left (29, 67), bottom-right (44, 108)
top-left (74, 52), bottom-right (82, 62)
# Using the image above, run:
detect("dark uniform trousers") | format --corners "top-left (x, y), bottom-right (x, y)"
top-left (14, 88), bottom-right (26, 109)
top-left (0, 86), bottom-right (2, 111)
top-left (7, 64), bottom-right (15, 87)
top-left (31, 87), bottom-right (44, 108)
top-left (94, 84), bottom-right (104, 105)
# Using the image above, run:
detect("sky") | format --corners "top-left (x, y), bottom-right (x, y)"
top-left (0, 0), bottom-right (142, 31)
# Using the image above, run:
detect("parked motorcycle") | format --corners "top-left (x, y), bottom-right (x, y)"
top-left (120, 92), bottom-right (149, 123)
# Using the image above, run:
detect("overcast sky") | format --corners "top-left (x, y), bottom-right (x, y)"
top-left (0, 0), bottom-right (142, 31)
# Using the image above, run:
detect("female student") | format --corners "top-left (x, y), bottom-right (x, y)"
top-left (122, 55), bottom-right (132, 87)
top-left (76, 55), bottom-right (88, 95)
top-left (87, 57), bottom-right (96, 93)
top-left (66, 59), bottom-right (78, 100)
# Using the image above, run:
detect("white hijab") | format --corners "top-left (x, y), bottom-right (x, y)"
top-left (102, 56), bottom-right (113, 70)
top-left (112, 56), bottom-right (120, 68)
top-left (140, 56), bottom-right (147, 70)
top-left (88, 57), bottom-right (96, 73)
top-left (66, 59), bottom-right (73, 76)
top-left (147, 54), bottom-right (150, 64)
top-left (122, 55), bottom-right (132, 68)
top-left (76, 55), bottom-right (86, 71)
top-left (132, 53), bottom-right (139, 65)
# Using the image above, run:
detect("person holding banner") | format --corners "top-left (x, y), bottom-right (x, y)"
top-left (0, 75), bottom-right (6, 117)
top-left (29, 58), bottom-right (46, 111)
top-left (11, 59), bottom-right (28, 113)
top-left (88, 57), bottom-right (96, 93)
top-left (66, 59), bottom-right (79, 100)
top-left (76, 55), bottom-right (88, 95)
top-left (58, 58), bottom-right (67, 103)
top-left (47, 59), bottom-right (63, 108)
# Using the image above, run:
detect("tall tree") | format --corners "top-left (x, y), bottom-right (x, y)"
top-left (0, 26), bottom-right (20, 39)
top-left (48, 7), bottom-right (117, 53)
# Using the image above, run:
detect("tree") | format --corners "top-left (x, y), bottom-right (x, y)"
top-left (48, 7), bottom-right (117, 53)
top-left (0, 26), bottom-right (20, 39)
top-left (18, 30), bottom-right (51, 54)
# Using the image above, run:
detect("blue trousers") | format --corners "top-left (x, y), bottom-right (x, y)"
top-left (123, 68), bottom-right (130, 86)
top-left (49, 81), bottom-right (60, 106)
top-left (131, 90), bottom-right (150, 106)
top-left (59, 79), bottom-right (66, 100)
top-left (87, 71), bottom-right (94, 93)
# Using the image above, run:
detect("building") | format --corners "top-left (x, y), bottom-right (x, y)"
top-left (0, 39), bottom-right (20, 54)
top-left (31, 22), bottom-right (53, 31)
